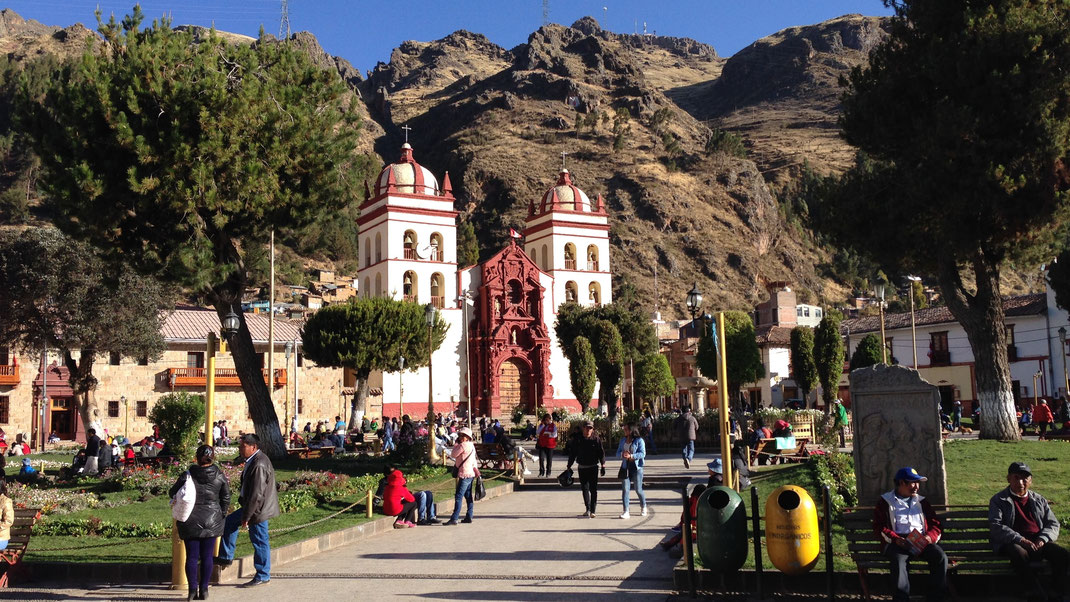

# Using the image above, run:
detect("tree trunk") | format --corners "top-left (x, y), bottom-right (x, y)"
top-left (349, 378), bottom-right (370, 429)
top-left (63, 349), bottom-right (103, 438)
top-left (214, 303), bottom-right (287, 458)
top-left (938, 251), bottom-right (1019, 440)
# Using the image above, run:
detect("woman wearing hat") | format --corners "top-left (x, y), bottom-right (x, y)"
top-left (445, 427), bottom-right (479, 526)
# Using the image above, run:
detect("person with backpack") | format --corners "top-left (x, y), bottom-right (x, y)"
top-left (169, 445), bottom-right (230, 601)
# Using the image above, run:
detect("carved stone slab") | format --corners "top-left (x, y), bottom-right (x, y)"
top-left (850, 365), bottom-right (948, 506)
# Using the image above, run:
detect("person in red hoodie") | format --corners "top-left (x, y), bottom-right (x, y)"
top-left (873, 467), bottom-right (946, 602)
top-left (1032, 399), bottom-right (1054, 440)
top-left (381, 466), bottom-right (418, 529)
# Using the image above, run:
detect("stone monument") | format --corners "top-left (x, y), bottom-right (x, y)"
top-left (849, 364), bottom-right (948, 506)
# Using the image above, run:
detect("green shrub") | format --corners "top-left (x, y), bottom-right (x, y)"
top-left (148, 392), bottom-right (205, 462)
top-left (705, 128), bottom-right (747, 158)
top-left (809, 452), bottom-right (857, 514)
top-left (34, 516), bottom-right (170, 538)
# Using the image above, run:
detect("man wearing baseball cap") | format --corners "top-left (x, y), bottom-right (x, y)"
top-left (566, 421), bottom-right (606, 518)
top-left (873, 466), bottom-right (946, 602)
top-left (989, 461), bottom-right (1068, 601)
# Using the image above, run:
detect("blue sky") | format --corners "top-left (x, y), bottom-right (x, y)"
top-left (4, 1), bottom-right (894, 73)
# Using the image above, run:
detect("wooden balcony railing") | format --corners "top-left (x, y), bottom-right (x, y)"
top-left (403, 294), bottom-right (416, 303)
top-left (930, 350), bottom-right (951, 366)
top-left (587, 261), bottom-right (599, 271)
top-left (431, 295), bottom-right (445, 309)
top-left (0, 364), bottom-right (18, 386)
top-left (404, 248), bottom-right (417, 260)
top-left (168, 367), bottom-right (287, 389)
top-left (564, 259), bottom-right (577, 270)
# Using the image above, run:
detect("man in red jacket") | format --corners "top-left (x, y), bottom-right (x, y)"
top-left (873, 467), bottom-right (947, 602)
top-left (1032, 400), bottom-right (1054, 439)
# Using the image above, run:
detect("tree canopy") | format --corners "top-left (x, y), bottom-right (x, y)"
top-left (16, 8), bottom-right (368, 455)
top-left (814, 0), bottom-right (1070, 439)
top-left (814, 310), bottom-right (844, 413)
top-left (301, 297), bottom-right (448, 427)
top-left (568, 336), bottom-right (597, 411)
top-left (850, 333), bottom-right (885, 371)
top-left (695, 311), bottom-right (765, 406)
top-left (635, 353), bottom-right (676, 404)
top-left (789, 326), bottom-right (819, 404)
top-left (0, 227), bottom-right (172, 434)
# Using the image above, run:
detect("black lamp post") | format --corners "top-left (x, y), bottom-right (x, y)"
top-left (222, 308), bottom-right (241, 339)
top-left (873, 279), bottom-right (887, 364)
top-left (686, 283), bottom-right (703, 320)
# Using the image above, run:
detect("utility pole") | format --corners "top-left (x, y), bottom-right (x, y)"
top-left (279, 0), bottom-right (291, 39)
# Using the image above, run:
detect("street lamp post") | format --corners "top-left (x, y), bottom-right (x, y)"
top-left (686, 283), bottom-right (703, 321)
top-left (398, 355), bottom-right (406, 418)
top-left (1034, 371), bottom-right (1043, 407)
top-left (208, 308), bottom-right (241, 447)
top-left (906, 276), bottom-right (921, 369)
top-left (121, 395), bottom-right (128, 441)
top-left (284, 341), bottom-right (293, 445)
top-left (874, 280), bottom-right (887, 365)
top-left (1059, 327), bottom-right (1069, 400)
top-left (424, 303), bottom-right (440, 462)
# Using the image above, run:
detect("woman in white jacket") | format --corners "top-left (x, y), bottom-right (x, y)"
top-left (445, 428), bottom-right (479, 526)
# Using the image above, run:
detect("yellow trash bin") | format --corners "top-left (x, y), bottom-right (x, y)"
top-left (764, 485), bottom-right (820, 575)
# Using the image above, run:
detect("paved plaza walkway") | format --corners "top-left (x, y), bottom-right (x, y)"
top-left (0, 454), bottom-right (703, 601)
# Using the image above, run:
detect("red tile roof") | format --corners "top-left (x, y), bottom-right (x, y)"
top-left (840, 293), bottom-right (1046, 335)
top-left (162, 306), bottom-right (304, 343)
top-left (756, 325), bottom-right (794, 347)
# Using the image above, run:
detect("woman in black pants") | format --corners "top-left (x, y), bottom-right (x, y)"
top-left (535, 414), bottom-right (558, 477)
top-left (169, 445), bottom-right (230, 601)
top-left (567, 420), bottom-right (606, 518)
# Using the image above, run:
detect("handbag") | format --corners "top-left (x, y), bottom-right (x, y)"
top-left (473, 475), bottom-right (486, 501)
top-left (617, 464), bottom-right (628, 480)
top-left (451, 451), bottom-right (472, 478)
top-left (171, 471), bottom-right (196, 522)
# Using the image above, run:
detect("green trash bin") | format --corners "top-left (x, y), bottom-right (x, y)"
top-left (695, 486), bottom-right (748, 573)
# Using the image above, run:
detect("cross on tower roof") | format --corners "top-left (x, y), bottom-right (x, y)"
top-left (401, 125), bottom-right (412, 143)
top-left (560, 151), bottom-right (569, 171)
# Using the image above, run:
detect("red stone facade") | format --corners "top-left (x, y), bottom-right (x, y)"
top-left (468, 242), bottom-right (552, 417)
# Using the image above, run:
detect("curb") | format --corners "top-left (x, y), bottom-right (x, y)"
top-left (24, 481), bottom-right (515, 585)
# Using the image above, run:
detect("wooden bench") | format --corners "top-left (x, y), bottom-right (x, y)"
top-left (842, 504), bottom-right (1027, 601)
top-left (0, 507), bottom-right (42, 587)
top-left (474, 443), bottom-right (514, 470)
top-left (753, 437), bottom-right (811, 465)
top-left (286, 446), bottom-right (336, 459)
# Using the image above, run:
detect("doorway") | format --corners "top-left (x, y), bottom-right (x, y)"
top-left (498, 359), bottom-right (531, 417)
top-left (50, 397), bottom-right (76, 440)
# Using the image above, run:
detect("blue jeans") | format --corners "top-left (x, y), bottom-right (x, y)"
top-left (682, 440), bottom-right (695, 463)
top-left (450, 477), bottom-right (474, 521)
top-left (220, 510), bottom-right (271, 582)
top-left (415, 490), bottom-right (437, 521)
top-left (621, 464), bottom-right (646, 512)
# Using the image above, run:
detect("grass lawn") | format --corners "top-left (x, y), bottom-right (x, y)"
top-left (21, 451), bottom-right (513, 565)
top-left (692, 437), bottom-right (1070, 572)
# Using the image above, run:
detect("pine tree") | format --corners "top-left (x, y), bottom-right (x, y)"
top-left (568, 336), bottom-right (597, 411)
top-left (789, 326), bottom-right (819, 407)
top-left (814, 310), bottom-right (844, 415)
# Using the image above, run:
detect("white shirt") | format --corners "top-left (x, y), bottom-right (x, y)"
top-left (888, 492), bottom-right (926, 535)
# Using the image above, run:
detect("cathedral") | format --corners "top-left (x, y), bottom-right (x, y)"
top-left (357, 143), bottom-right (613, 419)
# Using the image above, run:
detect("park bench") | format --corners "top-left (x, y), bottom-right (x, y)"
top-left (0, 507), bottom-right (42, 587)
top-left (474, 443), bottom-right (514, 470)
top-left (753, 437), bottom-right (811, 465)
top-left (286, 446), bottom-right (336, 459)
top-left (842, 504), bottom-right (1030, 601)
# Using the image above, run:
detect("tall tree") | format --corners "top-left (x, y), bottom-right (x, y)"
top-left (695, 311), bottom-right (765, 409)
top-left (816, 0), bottom-right (1070, 439)
top-left (593, 320), bottom-right (624, 421)
top-left (17, 9), bottom-right (366, 456)
top-left (0, 228), bottom-right (172, 436)
top-left (568, 336), bottom-right (597, 411)
top-left (456, 219), bottom-right (480, 269)
top-left (634, 353), bottom-right (676, 406)
top-left (789, 326), bottom-right (819, 407)
top-left (301, 297), bottom-right (448, 429)
top-left (850, 334), bottom-right (885, 371)
top-left (814, 310), bottom-right (844, 415)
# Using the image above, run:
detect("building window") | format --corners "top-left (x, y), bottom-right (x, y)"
top-left (1005, 324), bottom-right (1015, 346)
top-left (816, 309), bottom-right (822, 318)
top-left (403, 230), bottom-right (418, 260)
top-left (0, 397), bottom-right (8, 424)
top-left (429, 232), bottom-right (443, 261)
top-left (297, 398), bottom-right (304, 414)
top-left (136, 400), bottom-right (147, 417)
top-left (565, 281), bottom-right (578, 303)
top-left (586, 245), bottom-right (599, 271)
top-left (187, 352), bottom-right (204, 369)
top-left (930, 331), bottom-right (950, 365)
top-left (108, 400), bottom-right (120, 418)
top-left (796, 307), bottom-right (803, 317)
top-left (804, 307), bottom-right (810, 317)
top-left (109, 351), bottom-right (121, 366)
top-left (564, 243), bottom-right (577, 270)
top-left (297, 353), bottom-right (303, 368)
top-left (431, 273), bottom-right (445, 308)
top-left (403, 271), bottom-right (418, 302)
top-left (375, 232), bottom-right (382, 263)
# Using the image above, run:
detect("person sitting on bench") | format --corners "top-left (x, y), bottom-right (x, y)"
top-left (989, 461), bottom-right (1068, 602)
top-left (873, 466), bottom-right (946, 602)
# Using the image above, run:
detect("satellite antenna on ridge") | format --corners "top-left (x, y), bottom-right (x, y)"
top-left (279, 0), bottom-right (291, 39)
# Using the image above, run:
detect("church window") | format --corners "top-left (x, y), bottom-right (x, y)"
top-left (403, 231), bottom-right (418, 260)
top-left (564, 243), bottom-right (577, 270)
top-left (375, 233), bottom-right (382, 262)
top-left (431, 273), bottom-right (445, 308)
top-left (541, 244), bottom-right (548, 269)
top-left (587, 245), bottom-right (599, 271)
top-left (429, 232), bottom-right (443, 262)
top-left (508, 280), bottom-right (524, 305)
top-left (403, 271), bottom-right (418, 302)
top-left (565, 281), bottom-right (578, 303)
top-left (530, 247), bottom-right (538, 268)
top-left (589, 282), bottom-right (602, 306)
top-left (363, 277), bottom-right (370, 297)
top-left (364, 239), bottom-right (371, 267)
top-left (375, 273), bottom-right (382, 296)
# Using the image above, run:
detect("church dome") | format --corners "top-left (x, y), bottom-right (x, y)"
top-left (530, 169), bottom-right (601, 216)
top-left (376, 143), bottom-right (440, 196)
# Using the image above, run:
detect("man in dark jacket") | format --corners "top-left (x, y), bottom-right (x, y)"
top-left (83, 429), bottom-right (101, 475)
top-left (675, 406), bottom-right (698, 469)
top-left (566, 421), bottom-right (606, 518)
top-left (989, 461), bottom-right (1068, 601)
top-left (215, 433), bottom-right (280, 587)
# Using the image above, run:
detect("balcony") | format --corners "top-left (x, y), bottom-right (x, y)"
top-left (930, 350), bottom-right (951, 366)
top-left (0, 364), bottom-right (17, 386)
top-left (168, 367), bottom-right (287, 389)
top-left (431, 295), bottom-right (445, 309)
top-left (403, 294), bottom-right (416, 303)
top-left (587, 261), bottom-right (599, 271)
top-left (404, 248), bottom-right (417, 260)
top-left (564, 259), bottom-right (577, 270)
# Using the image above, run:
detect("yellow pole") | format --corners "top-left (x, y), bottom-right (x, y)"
top-left (366, 489), bottom-right (373, 519)
top-left (206, 333), bottom-right (217, 447)
top-left (716, 313), bottom-right (733, 491)
top-left (171, 519), bottom-right (187, 589)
